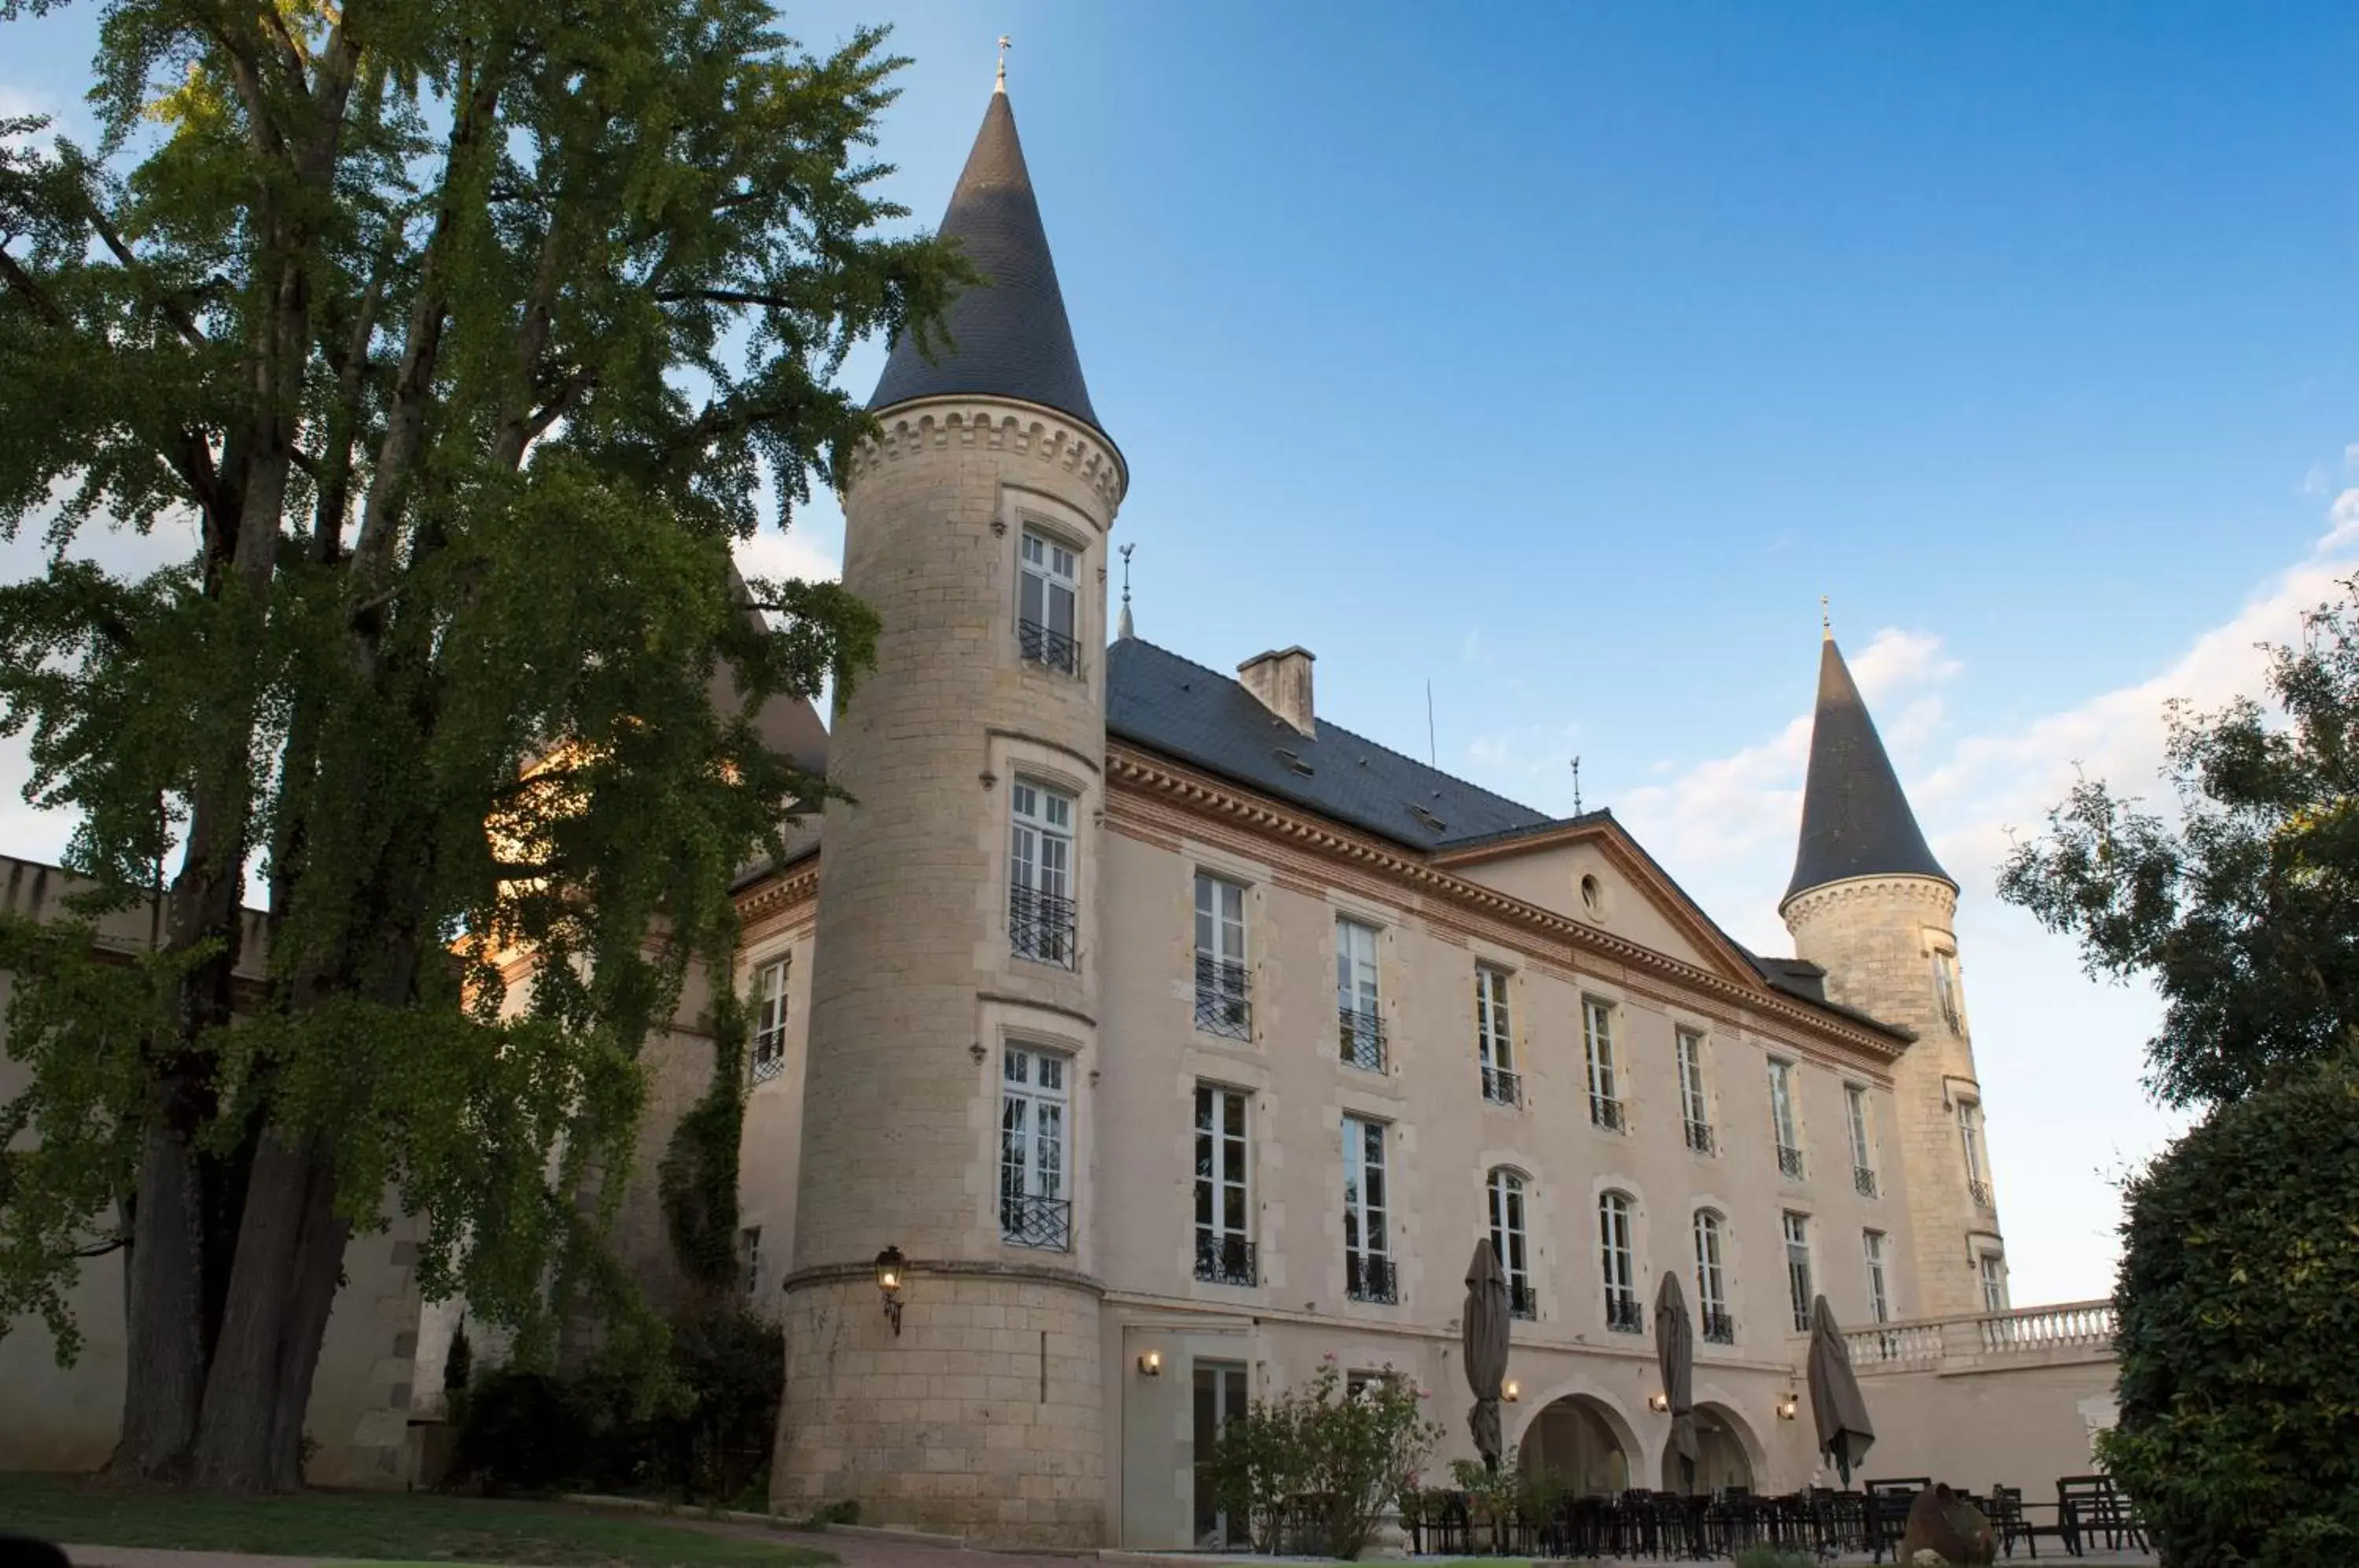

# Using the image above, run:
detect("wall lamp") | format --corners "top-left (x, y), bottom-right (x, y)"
top-left (1502, 1380), bottom-right (1520, 1403)
top-left (1138, 1351), bottom-right (1163, 1377)
top-left (875, 1245), bottom-right (906, 1336)
top-left (1776, 1390), bottom-right (1799, 1421)
top-left (1648, 1392), bottom-right (1671, 1413)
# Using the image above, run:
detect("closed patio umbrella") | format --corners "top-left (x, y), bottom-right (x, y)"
top-left (1654, 1270), bottom-right (1700, 1493)
top-left (1805, 1294), bottom-right (1875, 1485)
top-left (1463, 1238), bottom-right (1511, 1470)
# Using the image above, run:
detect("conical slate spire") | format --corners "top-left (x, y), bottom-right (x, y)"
top-left (1783, 632), bottom-right (1952, 905)
top-left (868, 89), bottom-right (1103, 436)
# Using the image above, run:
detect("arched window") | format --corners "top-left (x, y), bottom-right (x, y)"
top-left (1598, 1191), bottom-right (1640, 1333)
top-left (1693, 1209), bottom-right (1734, 1344)
top-left (1487, 1169), bottom-right (1535, 1319)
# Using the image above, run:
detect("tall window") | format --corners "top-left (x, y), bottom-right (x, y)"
top-left (1931, 948), bottom-right (1964, 1033)
top-left (1979, 1252), bottom-right (2009, 1313)
top-left (1584, 999), bottom-right (1624, 1130)
top-left (1693, 1209), bottom-right (1734, 1344)
top-left (1018, 527), bottom-right (1080, 675)
top-left (1343, 1116), bottom-right (1393, 1301)
top-left (750, 958), bottom-right (789, 1085)
top-left (1782, 1210), bottom-right (1814, 1332)
top-left (1476, 966), bottom-right (1518, 1104)
top-left (1768, 1059), bottom-right (1804, 1177)
top-left (1336, 918), bottom-right (1385, 1071)
top-left (999, 1046), bottom-right (1071, 1250)
top-left (1846, 1084), bottom-right (1877, 1197)
top-left (1488, 1169), bottom-right (1534, 1319)
top-left (1958, 1099), bottom-right (1992, 1207)
top-left (1676, 1029), bottom-right (1713, 1154)
top-left (1009, 779), bottom-right (1076, 966)
top-left (1599, 1191), bottom-right (1641, 1332)
top-left (739, 1225), bottom-right (762, 1298)
top-left (1863, 1229), bottom-right (1891, 1324)
top-left (1195, 1086), bottom-right (1253, 1285)
top-left (1194, 874), bottom-right (1250, 1039)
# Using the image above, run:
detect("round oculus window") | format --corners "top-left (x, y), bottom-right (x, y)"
top-left (1579, 874), bottom-right (1606, 919)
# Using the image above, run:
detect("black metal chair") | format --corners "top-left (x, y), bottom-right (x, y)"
top-left (1987, 1483), bottom-right (2044, 1559)
top-left (1864, 1481), bottom-right (1923, 1565)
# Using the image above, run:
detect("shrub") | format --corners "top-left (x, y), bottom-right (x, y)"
top-left (1734, 1548), bottom-right (1816, 1568)
top-left (1444, 1444), bottom-right (1566, 1529)
top-left (1207, 1357), bottom-right (1444, 1559)
top-left (451, 1368), bottom-right (580, 1495)
top-left (2100, 1057), bottom-right (2359, 1567)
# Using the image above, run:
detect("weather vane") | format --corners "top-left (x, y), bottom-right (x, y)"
top-left (1119, 542), bottom-right (1135, 609)
top-left (1571, 756), bottom-right (1583, 816)
top-left (1821, 593), bottom-right (1831, 636)
top-left (996, 35), bottom-right (1010, 92)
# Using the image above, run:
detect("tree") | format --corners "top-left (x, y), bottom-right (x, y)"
top-left (1206, 1359), bottom-right (1444, 1559)
top-left (1997, 582), bottom-right (2359, 1109)
top-left (2099, 1057), bottom-right (2359, 1566)
top-left (0, 0), bottom-right (966, 1490)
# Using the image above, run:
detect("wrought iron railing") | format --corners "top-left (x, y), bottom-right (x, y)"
top-left (1195, 1232), bottom-right (1257, 1286)
top-left (1008, 883), bottom-right (1076, 968)
top-left (1482, 1063), bottom-right (1522, 1106)
top-left (1590, 1095), bottom-right (1625, 1132)
top-left (1968, 1176), bottom-right (1993, 1209)
top-left (1855, 1164), bottom-right (1879, 1198)
top-left (750, 1043), bottom-right (786, 1085)
top-left (1338, 1007), bottom-right (1386, 1072)
top-left (1605, 1293), bottom-right (1645, 1334)
top-left (1510, 1282), bottom-right (1538, 1320)
top-left (1776, 1143), bottom-right (1805, 1180)
top-left (999, 1191), bottom-right (1072, 1251)
top-left (1018, 618), bottom-right (1080, 676)
top-left (1194, 955), bottom-right (1251, 1039)
top-left (1702, 1308), bottom-right (1737, 1345)
top-left (1347, 1252), bottom-right (1397, 1304)
top-left (1684, 1119), bottom-right (1715, 1155)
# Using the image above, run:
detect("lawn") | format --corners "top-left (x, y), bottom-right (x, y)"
top-left (0, 1473), bottom-right (837, 1568)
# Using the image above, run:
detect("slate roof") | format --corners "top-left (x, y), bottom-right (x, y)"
top-left (1106, 638), bottom-right (1551, 851)
top-left (1784, 634), bottom-right (1952, 904)
top-left (868, 88), bottom-right (1104, 440)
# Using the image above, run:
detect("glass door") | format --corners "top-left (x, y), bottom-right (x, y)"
top-left (1192, 1360), bottom-right (1250, 1547)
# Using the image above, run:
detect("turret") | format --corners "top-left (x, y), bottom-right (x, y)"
top-left (1779, 625), bottom-right (2006, 1322)
top-left (775, 75), bottom-right (1124, 1545)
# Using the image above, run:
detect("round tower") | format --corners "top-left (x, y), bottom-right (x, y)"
top-left (1779, 627), bottom-right (2006, 1323)
top-left (776, 79), bottom-right (1125, 1545)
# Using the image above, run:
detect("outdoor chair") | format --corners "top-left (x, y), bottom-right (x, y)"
top-left (1987, 1483), bottom-right (2047, 1559)
top-left (2057, 1474), bottom-right (2146, 1555)
top-left (1864, 1482), bottom-right (1922, 1565)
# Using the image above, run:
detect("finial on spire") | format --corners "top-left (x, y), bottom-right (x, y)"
top-left (1117, 542), bottom-right (1135, 640)
top-left (1820, 594), bottom-right (1832, 641)
top-left (995, 35), bottom-right (1010, 94)
top-left (1571, 756), bottom-right (1583, 816)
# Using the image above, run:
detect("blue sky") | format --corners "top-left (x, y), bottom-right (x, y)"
top-left (9, 2), bottom-right (2359, 1305)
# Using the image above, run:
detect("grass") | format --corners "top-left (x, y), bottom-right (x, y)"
top-left (0, 1473), bottom-right (837, 1568)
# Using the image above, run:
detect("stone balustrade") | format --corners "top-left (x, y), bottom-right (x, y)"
top-left (1847, 1299), bottom-right (2117, 1373)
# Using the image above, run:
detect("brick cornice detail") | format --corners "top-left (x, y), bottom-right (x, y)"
top-left (1105, 745), bottom-right (1908, 1065)
top-left (851, 396), bottom-right (1126, 515)
top-left (735, 858), bottom-right (819, 923)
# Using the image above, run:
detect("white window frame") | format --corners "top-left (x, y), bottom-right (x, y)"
top-left (1598, 1190), bottom-right (1640, 1330)
top-left (1863, 1229), bottom-right (1890, 1324)
top-left (1768, 1058), bottom-right (1803, 1176)
top-left (1958, 1098), bottom-right (1990, 1203)
top-left (1783, 1209), bottom-right (1814, 1333)
top-left (1676, 1028), bottom-right (1712, 1150)
top-left (1693, 1208), bottom-right (1731, 1338)
top-left (1342, 1115), bottom-right (1391, 1294)
top-left (1584, 999), bottom-right (1623, 1129)
top-left (751, 957), bottom-right (789, 1084)
top-left (1195, 1084), bottom-right (1252, 1281)
top-left (1008, 778), bottom-right (1077, 967)
top-left (1845, 1084), bottom-right (1875, 1189)
top-left (1018, 526), bottom-right (1080, 675)
top-left (1477, 966), bottom-right (1517, 1102)
top-left (1932, 947), bottom-right (1965, 1033)
top-left (999, 1044), bottom-right (1072, 1249)
top-left (1487, 1168), bottom-right (1533, 1317)
top-left (1336, 918), bottom-right (1383, 1069)
top-left (1194, 873), bottom-right (1249, 1038)
top-left (1979, 1251), bottom-right (2010, 1313)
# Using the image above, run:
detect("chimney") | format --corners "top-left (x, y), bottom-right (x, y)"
top-left (1238, 646), bottom-right (1316, 737)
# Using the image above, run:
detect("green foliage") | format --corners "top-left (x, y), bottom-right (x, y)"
top-left (660, 980), bottom-right (749, 1291)
top-left (2099, 1056), bottom-right (2359, 1567)
top-left (1733, 1548), bottom-right (1816, 1568)
top-left (0, 0), bottom-right (968, 1430)
top-left (2000, 581), bottom-right (2359, 1107)
top-left (1445, 1445), bottom-right (1567, 1526)
top-left (443, 1317), bottom-right (473, 1396)
top-left (1206, 1357), bottom-right (1446, 1559)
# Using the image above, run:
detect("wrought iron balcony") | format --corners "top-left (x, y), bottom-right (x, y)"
top-left (1509, 1282), bottom-right (1538, 1321)
top-left (1481, 1063), bottom-right (1522, 1106)
top-left (1194, 955), bottom-right (1252, 1040)
top-left (1684, 1119), bottom-right (1716, 1155)
top-left (1008, 884), bottom-right (1076, 968)
top-left (1605, 1293), bottom-right (1645, 1334)
top-left (1702, 1308), bottom-right (1738, 1345)
top-left (1590, 1095), bottom-right (1625, 1132)
top-left (1855, 1164), bottom-right (1880, 1198)
top-left (999, 1191), bottom-right (1072, 1251)
top-left (1776, 1143), bottom-right (1805, 1180)
top-left (1968, 1176), bottom-right (1993, 1209)
top-left (1195, 1232), bottom-right (1257, 1287)
top-left (1338, 1007), bottom-right (1386, 1072)
top-left (1018, 617), bottom-right (1080, 676)
top-left (1346, 1252), bottom-right (1398, 1304)
top-left (750, 1043), bottom-right (786, 1086)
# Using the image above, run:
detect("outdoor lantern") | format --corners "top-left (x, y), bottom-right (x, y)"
top-left (1649, 1392), bottom-right (1671, 1413)
top-left (1503, 1380), bottom-right (1520, 1403)
top-left (1138, 1351), bottom-right (1162, 1377)
top-left (1776, 1390), bottom-right (1798, 1421)
top-left (874, 1245), bottom-right (906, 1336)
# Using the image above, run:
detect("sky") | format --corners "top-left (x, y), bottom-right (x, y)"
top-left (7, 1), bottom-right (2359, 1307)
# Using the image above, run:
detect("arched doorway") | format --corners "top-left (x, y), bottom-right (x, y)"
top-left (1522, 1394), bottom-right (1632, 1496)
top-left (1658, 1401), bottom-right (1759, 1494)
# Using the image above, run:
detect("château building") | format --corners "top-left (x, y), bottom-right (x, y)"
top-left (0, 73), bottom-right (2120, 1547)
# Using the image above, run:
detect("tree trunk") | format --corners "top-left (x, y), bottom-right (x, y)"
top-left (189, 1128), bottom-right (348, 1491)
top-left (112, 1121), bottom-right (208, 1479)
